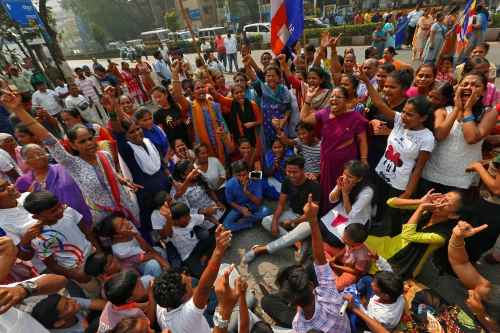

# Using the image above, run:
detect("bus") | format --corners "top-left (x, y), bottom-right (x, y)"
top-left (140, 28), bottom-right (170, 51)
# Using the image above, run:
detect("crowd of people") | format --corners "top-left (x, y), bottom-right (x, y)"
top-left (0, 3), bottom-right (500, 332)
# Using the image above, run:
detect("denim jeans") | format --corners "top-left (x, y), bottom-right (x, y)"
top-left (261, 211), bottom-right (311, 254)
top-left (227, 53), bottom-right (238, 72)
top-left (223, 205), bottom-right (272, 232)
top-left (138, 259), bottom-right (162, 277)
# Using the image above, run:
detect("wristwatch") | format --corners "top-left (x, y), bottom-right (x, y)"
top-left (18, 280), bottom-right (38, 298)
top-left (213, 312), bottom-right (229, 329)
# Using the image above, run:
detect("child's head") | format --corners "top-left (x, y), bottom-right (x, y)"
top-left (153, 270), bottom-right (193, 309)
top-left (104, 270), bottom-right (146, 306)
top-left (231, 160), bottom-right (250, 184)
top-left (172, 160), bottom-right (195, 182)
top-left (96, 213), bottom-right (133, 238)
top-left (111, 317), bottom-right (154, 333)
top-left (342, 223), bottom-right (368, 246)
top-left (271, 139), bottom-right (285, 157)
top-left (238, 138), bottom-right (252, 157)
top-left (276, 264), bottom-right (315, 308)
top-left (372, 271), bottom-right (404, 303)
top-left (31, 294), bottom-right (80, 329)
top-left (84, 252), bottom-right (121, 281)
top-left (23, 191), bottom-right (64, 224)
top-left (296, 121), bottom-right (315, 144)
top-left (153, 191), bottom-right (172, 210)
top-left (437, 56), bottom-right (453, 74)
top-left (251, 321), bottom-right (274, 333)
top-left (170, 202), bottom-right (191, 227)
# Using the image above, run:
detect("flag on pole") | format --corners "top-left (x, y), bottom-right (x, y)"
top-left (456, 0), bottom-right (477, 59)
top-left (271, 0), bottom-right (304, 55)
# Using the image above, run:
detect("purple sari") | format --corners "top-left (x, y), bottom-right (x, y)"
top-left (315, 109), bottom-right (368, 212)
top-left (15, 164), bottom-right (93, 226)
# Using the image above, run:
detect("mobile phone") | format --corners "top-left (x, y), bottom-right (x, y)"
top-left (249, 171), bottom-right (262, 180)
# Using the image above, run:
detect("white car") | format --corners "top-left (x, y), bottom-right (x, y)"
top-left (243, 23), bottom-right (271, 43)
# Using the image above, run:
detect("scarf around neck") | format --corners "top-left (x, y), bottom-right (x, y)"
top-left (127, 138), bottom-right (161, 175)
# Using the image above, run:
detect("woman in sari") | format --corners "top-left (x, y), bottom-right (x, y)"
top-left (366, 190), bottom-right (463, 279)
top-left (245, 59), bottom-right (292, 149)
top-left (383, 14), bottom-right (396, 49)
top-left (301, 86), bottom-right (368, 213)
top-left (1, 91), bottom-right (141, 226)
top-left (121, 62), bottom-right (146, 105)
top-left (135, 56), bottom-right (155, 96)
top-left (339, 73), bottom-right (365, 113)
top-left (171, 61), bottom-right (233, 165)
top-left (15, 143), bottom-right (93, 226)
top-left (413, 8), bottom-right (433, 61)
top-left (423, 12), bottom-right (448, 64)
top-left (209, 83), bottom-right (262, 156)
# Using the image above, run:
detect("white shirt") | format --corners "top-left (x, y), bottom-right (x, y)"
top-left (156, 298), bottom-right (210, 333)
top-left (31, 207), bottom-right (91, 269)
top-left (423, 106), bottom-right (483, 189)
top-left (0, 192), bottom-right (38, 245)
top-left (321, 186), bottom-right (374, 241)
top-left (65, 94), bottom-right (90, 112)
top-left (407, 10), bottom-right (423, 27)
top-left (195, 157), bottom-right (226, 190)
top-left (112, 238), bottom-right (144, 260)
top-left (0, 148), bottom-right (20, 182)
top-left (376, 113), bottom-right (435, 191)
top-left (0, 276), bottom-right (51, 333)
top-left (224, 36), bottom-right (237, 54)
top-left (151, 213), bottom-right (204, 260)
top-left (363, 295), bottom-right (405, 330)
top-left (54, 85), bottom-right (69, 99)
top-left (32, 90), bottom-right (62, 115)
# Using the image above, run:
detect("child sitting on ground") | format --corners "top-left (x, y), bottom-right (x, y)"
top-left (345, 270), bottom-right (405, 332)
top-left (95, 213), bottom-right (169, 277)
top-left (153, 202), bottom-right (215, 278)
top-left (277, 122), bottom-right (321, 181)
top-left (97, 270), bottom-right (154, 333)
top-left (23, 191), bottom-right (101, 292)
top-left (327, 223), bottom-right (372, 291)
top-left (31, 293), bottom-right (106, 332)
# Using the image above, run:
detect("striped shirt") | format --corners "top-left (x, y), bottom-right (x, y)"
top-left (75, 77), bottom-right (100, 103)
top-left (294, 138), bottom-right (321, 173)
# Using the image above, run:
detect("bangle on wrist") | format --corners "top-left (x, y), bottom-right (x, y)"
top-left (463, 114), bottom-right (475, 123)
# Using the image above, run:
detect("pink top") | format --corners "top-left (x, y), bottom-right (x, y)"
top-left (406, 86), bottom-right (420, 98)
top-left (483, 83), bottom-right (500, 107)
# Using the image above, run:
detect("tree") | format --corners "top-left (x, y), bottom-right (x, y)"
top-left (164, 10), bottom-right (180, 32)
top-left (90, 23), bottom-right (108, 47)
top-left (38, 0), bottom-right (65, 63)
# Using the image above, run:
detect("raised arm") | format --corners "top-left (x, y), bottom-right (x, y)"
top-left (243, 55), bottom-right (258, 82)
top-left (467, 161), bottom-right (500, 196)
top-left (300, 86), bottom-right (320, 124)
top-left (461, 91), bottom-right (497, 144)
top-left (1, 91), bottom-right (52, 141)
top-left (356, 69), bottom-right (396, 121)
top-left (303, 194), bottom-right (325, 265)
top-left (171, 61), bottom-right (191, 112)
top-left (329, 34), bottom-right (343, 80)
top-left (193, 225), bottom-right (231, 309)
top-left (433, 104), bottom-right (461, 141)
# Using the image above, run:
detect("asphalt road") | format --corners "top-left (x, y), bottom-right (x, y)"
top-left (67, 44), bottom-right (500, 325)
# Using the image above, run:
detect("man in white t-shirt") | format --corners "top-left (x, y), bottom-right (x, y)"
top-left (22, 191), bottom-right (100, 285)
top-left (65, 82), bottom-right (103, 125)
top-left (153, 220), bottom-right (232, 333)
top-left (0, 274), bottom-right (68, 333)
top-left (224, 32), bottom-right (238, 73)
top-left (344, 271), bottom-right (404, 332)
top-left (31, 82), bottom-right (62, 116)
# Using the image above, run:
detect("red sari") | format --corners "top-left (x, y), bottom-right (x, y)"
top-left (121, 69), bottom-right (146, 104)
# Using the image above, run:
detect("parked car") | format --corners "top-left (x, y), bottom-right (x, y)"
top-left (304, 18), bottom-right (329, 28)
top-left (243, 23), bottom-right (271, 43)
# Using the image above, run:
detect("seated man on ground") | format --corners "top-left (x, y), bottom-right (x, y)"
top-left (243, 155), bottom-right (320, 263)
top-left (223, 160), bottom-right (271, 232)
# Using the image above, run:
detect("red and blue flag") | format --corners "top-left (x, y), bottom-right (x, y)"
top-left (271, 0), bottom-right (304, 55)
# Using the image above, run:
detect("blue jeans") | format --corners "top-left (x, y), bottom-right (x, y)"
top-left (138, 259), bottom-right (163, 277)
top-left (223, 205), bottom-right (271, 232)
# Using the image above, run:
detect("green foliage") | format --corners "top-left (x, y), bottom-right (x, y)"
top-left (60, 0), bottom-right (158, 41)
top-left (491, 13), bottom-right (500, 28)
top-left (90, 23), bottom-right (108, 47)
top-left (304, 23), bottom-right (377, 40)
top-left (164, 10), bottom-right (180, 32)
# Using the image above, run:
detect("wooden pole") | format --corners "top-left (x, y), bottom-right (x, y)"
top-left (176, 0), bottom-right (206, 66)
